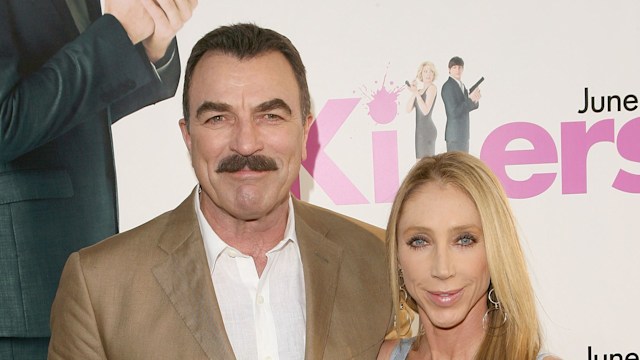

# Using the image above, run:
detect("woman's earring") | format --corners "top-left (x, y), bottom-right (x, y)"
top-left (482, 288), bottom-right (508, 331)
top-left (394, 268), bottom-right (413, 336)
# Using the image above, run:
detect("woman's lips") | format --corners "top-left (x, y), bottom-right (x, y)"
top-left (427, 288), bottom-right (463, 307)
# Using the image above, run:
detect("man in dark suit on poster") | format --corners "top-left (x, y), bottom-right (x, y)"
top-left (0, 0), bottom-right (196, 358)
top-left (441, 56), bottom-right (481, 152)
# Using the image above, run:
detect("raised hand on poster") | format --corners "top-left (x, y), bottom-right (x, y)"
top-left (104, 0), bottom-right (198, 63)
top-left (141, 0), bottom-right (198, 62)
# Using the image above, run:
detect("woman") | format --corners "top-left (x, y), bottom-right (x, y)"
top-left (406, 61), bottom-right (438, 159)
top-left (379, 152), bottom-right (559, 359)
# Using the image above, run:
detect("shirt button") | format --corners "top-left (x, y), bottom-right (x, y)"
top-left (227, 249), bottom-right (239, 258)
top-left (257, 295), bottom-right (264, 304)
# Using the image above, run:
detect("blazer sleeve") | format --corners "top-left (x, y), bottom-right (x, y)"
top-left (0, 13), bottom-right (180, 162)
top-left (109, 37), bottom-right (181, 123)
top-left (48, 252), bottom-right (107, 360)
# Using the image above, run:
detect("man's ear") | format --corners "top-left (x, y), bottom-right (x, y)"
top-left (301, 114), bottom-right (314, 161)
top-left (178, 118), bottom-right (192, 155)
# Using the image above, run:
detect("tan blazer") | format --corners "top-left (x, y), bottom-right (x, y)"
top-left (49, 190), bottom-right (392, 359)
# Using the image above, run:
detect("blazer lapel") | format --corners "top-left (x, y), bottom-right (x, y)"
top-left (294, 200), bottom-right (344, 360)
top-left (152, 190), bottom-right (236, 360)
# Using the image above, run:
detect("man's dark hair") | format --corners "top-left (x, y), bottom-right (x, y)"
top-left (182, 23), bottom-right (311, 124)
top-left (448, 56), bottom-right (464, 69)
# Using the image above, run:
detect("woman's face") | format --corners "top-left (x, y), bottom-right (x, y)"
top-left (397, 182), bottom-right (490, 331)
top-left (421, 66), bottom-right (434, 83)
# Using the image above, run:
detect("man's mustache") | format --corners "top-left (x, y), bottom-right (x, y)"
top-left (216, 154), bottom-right (279, 173)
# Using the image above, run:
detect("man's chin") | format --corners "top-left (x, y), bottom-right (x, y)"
top-left (232, 193), bottom-right (290, 219)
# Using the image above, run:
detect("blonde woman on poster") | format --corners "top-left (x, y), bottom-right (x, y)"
top-left (405, 61), bottom-right (438, 159)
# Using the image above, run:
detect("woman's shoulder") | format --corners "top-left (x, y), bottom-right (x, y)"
top-left (378, 338), bottom-right (415, 360)
top-left (377, 339), bottom-right (399, 360)
top-left (538, 352), bottom-right (562, 360)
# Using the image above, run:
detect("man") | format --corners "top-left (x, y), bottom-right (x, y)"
top-left (441, 56), bottom-right (481, 152)
top-left (0, 0), bottom-right (196, 358)
top-left (49, 24), bottom-right (392, 359)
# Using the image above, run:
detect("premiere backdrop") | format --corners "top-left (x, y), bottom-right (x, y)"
top-left (113, 1), bottom-right (639, 358)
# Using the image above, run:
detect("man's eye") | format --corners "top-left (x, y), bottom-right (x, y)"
top-left (260, 113), bottom-right (286, 122)
top-left (208, 115), bottom-right (224, 123)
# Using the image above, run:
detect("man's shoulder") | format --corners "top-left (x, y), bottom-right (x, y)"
top-left (78, 192), bottom-right (196, 264)
top-left (442, 76), bottom-right (456, 89)
top-left (293, 198), bottom-right (385, 242)
top-left (78, 209), bottom-right (173, 261)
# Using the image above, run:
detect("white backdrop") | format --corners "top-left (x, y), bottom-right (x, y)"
top-left (113, 1), bottom-right (640, 358)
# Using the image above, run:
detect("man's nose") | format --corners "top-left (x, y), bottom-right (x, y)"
top-left (230, 117), bottom-right (263, 156)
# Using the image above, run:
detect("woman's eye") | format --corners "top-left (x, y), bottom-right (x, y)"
top-left (456, 233), bottom-right (476, 247)
top-left (407, 236), bottom-right (428, 248)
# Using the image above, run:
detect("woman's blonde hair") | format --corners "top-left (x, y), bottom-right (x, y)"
top-left (386, 152), bottom-right (541, 359)
top-left (415, 61), bottom-right (438, 82)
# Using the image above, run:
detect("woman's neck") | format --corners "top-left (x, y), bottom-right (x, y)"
top-left (413, 298), bottom-right (487, 359)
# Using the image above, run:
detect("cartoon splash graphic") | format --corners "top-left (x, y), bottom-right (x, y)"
top-left (359, 71), bottom-right (404, 125)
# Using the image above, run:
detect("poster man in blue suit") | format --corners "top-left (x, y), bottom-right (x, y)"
top-left (0, 0), bottom-right (196, 358)
top-left (441, 56), bottom-right (481, 152)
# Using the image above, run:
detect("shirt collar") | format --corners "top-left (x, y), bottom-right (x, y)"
top-left (450, 76), bottom-right (464, 88)
top-left (194, 187), bottom-right (298, 270)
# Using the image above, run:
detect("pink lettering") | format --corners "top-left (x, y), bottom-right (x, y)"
top-left (372, 131), bottom-right (399, 203)
top-left (480, 122), bottom-right (557, 199)
top-left (613, 116), bottom-right (640, 193)
top-left (292, 98), bottom-right (368, 204)
top-left (561, 119), bottom-right (615, 194)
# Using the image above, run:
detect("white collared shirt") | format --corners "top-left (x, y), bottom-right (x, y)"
top-left (195, 191), bottom-right (306, 360)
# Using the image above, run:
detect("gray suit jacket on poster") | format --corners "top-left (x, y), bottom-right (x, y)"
top-left (441, 76), bottom-right (479, 142)
top-left (0, 0), bottom-right (180, 337)
top-left (49, 190), bottom-right (392, 359)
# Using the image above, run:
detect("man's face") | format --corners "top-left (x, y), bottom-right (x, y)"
top-left (180, 51), bottom-right (313, 221)
top-left (449, 65), bottom-right (464, 81)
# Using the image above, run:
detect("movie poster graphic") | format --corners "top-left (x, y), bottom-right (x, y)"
top-left (113, 1), bottom-right (640, 358)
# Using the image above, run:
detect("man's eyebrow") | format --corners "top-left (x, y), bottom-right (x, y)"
top-left (254, 98), bottom-right (292, 115)
top-left (195, 101), bottom-right (232, 118)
